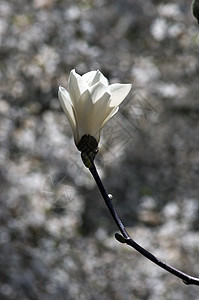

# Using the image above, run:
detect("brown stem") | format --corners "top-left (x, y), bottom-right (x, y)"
top-left (89, 161), bottom-right (199, 286)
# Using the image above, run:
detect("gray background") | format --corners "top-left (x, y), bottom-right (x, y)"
top-left (0, 0), bottom-right (199, 299)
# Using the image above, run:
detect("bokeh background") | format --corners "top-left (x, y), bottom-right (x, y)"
top-left (1, 0), bottom-right (199, 299)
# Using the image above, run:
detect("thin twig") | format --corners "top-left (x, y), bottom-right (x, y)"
top-left (89, 161), bottom-right (199, 286)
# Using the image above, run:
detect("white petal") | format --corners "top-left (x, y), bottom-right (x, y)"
top-left (68, 69), bottom-right (88, 106)
top-left (58, 86), bottom-right (77, 137)
top-left (75, 89), bottom-right (94, 141)
top-left (82, 70), bottom-right (98, 85)
top-left (109, 83), bottom-right (132, 107)
top-left (101, 106), bottom-right (119, 129)
top-left (88, 82), bottom-right (110, 103)
top-left (95, 106), bottom-right (119, 142)
top-left (82, 70), bottom-right (109, 87)
top-left (89, 92), bottom-right (111, 138)
top-left (59, 86), bottom-right (72, 105)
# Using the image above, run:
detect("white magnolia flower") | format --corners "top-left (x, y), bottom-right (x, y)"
top-left (58, 69), bottom-right (132, 148)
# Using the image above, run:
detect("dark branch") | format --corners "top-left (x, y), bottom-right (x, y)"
top-left (88, 160), bottom-right (199, 286)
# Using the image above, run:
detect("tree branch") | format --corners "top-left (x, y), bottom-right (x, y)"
top-left (88, 161), bottom-right (199, 286)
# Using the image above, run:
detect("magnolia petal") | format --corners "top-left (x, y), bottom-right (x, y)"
top-left (90, 70), bottom-right (109, 86)
top-left (82, 70), bottom-right (109, 87)
top-left (68, 69), bottom-right (88, 106)
top-left (82, 71), bottom-right (98, 85)
top-left (101, 106), bottom-right (119, 129)
top-left (89, 92), bottom-right (111, 137)
top-left (59, 86), bottom-right (72, 105)
top-left (58, 86), bottom-right (77, 137)
top-left (94, 106), bottom-right (119, 143)
top-left (89, 82), bottom-right (110, 103)
top-left (75, 89), bottom-right (94, 141)
top-left (109, 83), bottom-right (132, 107)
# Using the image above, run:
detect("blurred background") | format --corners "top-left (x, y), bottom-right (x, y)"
top-left (0, 0), bottom-right (199, 299)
